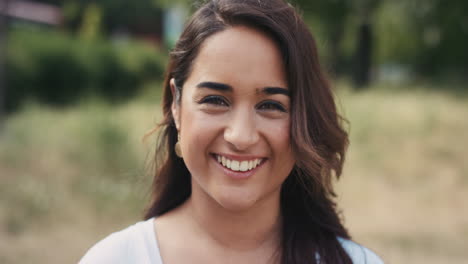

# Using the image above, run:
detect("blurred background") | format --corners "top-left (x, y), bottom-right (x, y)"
top-left (0, 0), bottom-right (466, 263)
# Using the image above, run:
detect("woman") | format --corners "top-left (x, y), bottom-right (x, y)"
top-left (80, 0), bottom-right (384, 263)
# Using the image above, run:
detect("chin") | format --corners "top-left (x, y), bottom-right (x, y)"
top-left (213, 188), bottom-right (261, 213)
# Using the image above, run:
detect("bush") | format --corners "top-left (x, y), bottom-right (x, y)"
top-left (5, 28), bottom-right (166, 112)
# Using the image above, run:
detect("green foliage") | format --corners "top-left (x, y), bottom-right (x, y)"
top-left (6, 29), bottom-right (87, 108)
top-left (6, 28), bottom-right (167, 112)
top-left (61, 0), bottom-right (166, 35)
top-left (78, 3), bottom-right (102, 40)
top-left (31, 0), bottom-right (468, 85)
top-left (294, 0), bottom-right (468, 82)
top-left (375, 0), bottom-right (468, 76)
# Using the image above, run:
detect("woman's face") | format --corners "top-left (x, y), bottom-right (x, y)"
top-left (172, 26), bottom-right (295, 212)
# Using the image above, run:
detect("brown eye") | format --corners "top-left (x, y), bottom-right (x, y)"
top-left (199, 95), bottom-right (229, 107)
top-left (257, 100), bottom-right (287, 113)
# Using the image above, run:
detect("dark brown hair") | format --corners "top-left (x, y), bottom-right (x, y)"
top-left (145, 0), bottom-right (351, 263)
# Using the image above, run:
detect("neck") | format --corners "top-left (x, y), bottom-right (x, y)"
top-left (181, 187), bottom-right (282, 252)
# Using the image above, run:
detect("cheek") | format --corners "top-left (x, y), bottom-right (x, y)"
top-left (263, 118), bottom-right (291, 148)
top-left (181, 108), bottom-right (223, 139)
top-left (263, 119), bottom-right (295, 173)
top-left (180, 123), bottom-right (207, 180)
top-left (179, 108), bottom-right (224, 170)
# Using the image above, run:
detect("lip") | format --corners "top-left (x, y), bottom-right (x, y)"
top-left (211, 153), bottom-right (267, 180)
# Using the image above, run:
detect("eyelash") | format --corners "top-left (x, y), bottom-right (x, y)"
top-left (198, 96), bottom-right (287, 113)
top-left (198, 95), bottom-right (229, 106)
top-left (257, 100), bottom-right (287, 112)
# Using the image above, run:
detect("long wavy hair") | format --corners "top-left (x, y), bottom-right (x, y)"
top-left (144, 0), bottom-right (352, 263)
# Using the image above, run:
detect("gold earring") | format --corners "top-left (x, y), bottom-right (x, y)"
top-left (175, 133), bottom-right (182, 158)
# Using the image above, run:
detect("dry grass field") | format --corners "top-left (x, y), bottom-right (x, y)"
top-left (0, 84), bottom-right (467, 263)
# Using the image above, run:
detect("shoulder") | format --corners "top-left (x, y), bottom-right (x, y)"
top-left (338, 237), bottom-right (384, 264)
top-left (79, 218), bottom-right (159, 264)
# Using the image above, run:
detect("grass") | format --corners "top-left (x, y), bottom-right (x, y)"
top-left (336, 84), bottom-right (468, 263)
top-left (0, 83), bottom-right (467, 263)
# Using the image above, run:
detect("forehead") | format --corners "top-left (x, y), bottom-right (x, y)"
top-left (186, 26), bottom-right (287, 90)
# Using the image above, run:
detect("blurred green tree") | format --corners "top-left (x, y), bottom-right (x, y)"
top-left (375, 0), bottom-right (468, 82)
top-left (294, 0), bottom-right (352, 75)
top-left (25, 0), bottom-right (468, 87)
top-left (295, 0), bottom-right (382, 88)
top-left (78, 2), bottom-right (102, 40)
top-left (407, 0), bottom-right (468, 77)
top-left (59, 0), bottom-right (163, 38)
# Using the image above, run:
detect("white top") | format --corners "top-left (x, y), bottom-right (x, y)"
top-left (79, 218), bottom-right (384, 264)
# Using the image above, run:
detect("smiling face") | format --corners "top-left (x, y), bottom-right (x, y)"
top-left (172, 26), bottom-right (295, 212)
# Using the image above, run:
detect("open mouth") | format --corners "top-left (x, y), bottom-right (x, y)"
top-left (212, 154), bottom-right (265, 172)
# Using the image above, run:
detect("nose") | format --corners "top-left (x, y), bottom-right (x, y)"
top-left (224, 108), bottom-right (259, 151)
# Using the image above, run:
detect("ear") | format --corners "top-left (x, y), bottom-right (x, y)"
top-left (170, 78), bottom-right (181, 130)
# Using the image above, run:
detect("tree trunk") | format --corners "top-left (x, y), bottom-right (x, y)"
top-left (353, 22), bottom-right (373, 89)
top-left (328, 24), bottom-right (345, 77)
top-left (0, 0), bottom-right (9, 133)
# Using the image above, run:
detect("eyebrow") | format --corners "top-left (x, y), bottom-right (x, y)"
top-left (196, 82), bottom-right (232, 91)
top-left (196, 81), bottom-right (289, 96)
top-left (261, 87), bottom-right (290, 96)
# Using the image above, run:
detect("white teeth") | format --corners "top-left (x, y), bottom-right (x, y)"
top-left (239, 161), bottom-right (248, 171)
top-left (231, 160), bottom-right (240, 171)
top-left (216, 155), bottom-right (263, 172)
